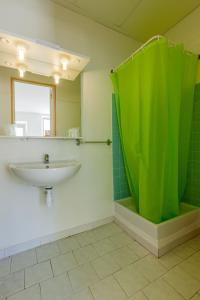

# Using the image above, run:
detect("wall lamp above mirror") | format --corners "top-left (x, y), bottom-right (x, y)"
top-left (0, 31), bottom-right (90, 138)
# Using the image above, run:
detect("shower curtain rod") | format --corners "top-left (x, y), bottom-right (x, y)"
top-left (111, 35), bottom-right (200, 73)
top-left (111, 35), bottom-right (163, 73)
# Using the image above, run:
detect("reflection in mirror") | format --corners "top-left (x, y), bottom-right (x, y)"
top-left (0, 66), bottom-right (81, 137)
top-left (12, 79), bottom-right (55, 137)
top-left (0, 31), bottom-right (89, 138)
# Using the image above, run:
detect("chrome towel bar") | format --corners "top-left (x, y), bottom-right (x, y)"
top-left (76, 139), bottom-right (112, 146)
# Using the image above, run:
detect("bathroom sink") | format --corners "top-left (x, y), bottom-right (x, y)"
top-left (9, 160), bottom-right (81, 187)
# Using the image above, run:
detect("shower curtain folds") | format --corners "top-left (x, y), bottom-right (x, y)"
top-left (111, 37), bottom-right (197, 223)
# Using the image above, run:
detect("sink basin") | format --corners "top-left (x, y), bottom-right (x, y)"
top-left (9, 160), bottom-right (81, 187)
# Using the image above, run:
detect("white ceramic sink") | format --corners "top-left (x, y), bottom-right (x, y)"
top-left (9, 160), bottom-right (81, 187)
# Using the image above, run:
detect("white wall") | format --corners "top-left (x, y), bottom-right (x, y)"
top-left (57, 101), bottom-right (80, 136)
top-left (165, 6), bottom-right (200, 83)
top-left (56, 77), bottom-right (81, 136)
top-left (0, 0), bottom-right (139, 250)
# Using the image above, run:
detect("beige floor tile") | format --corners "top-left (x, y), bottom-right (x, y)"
top-left (158, 252), bottom-right (183, 269)
top-left (68, 263), bottom-right (99, 292)
top-left (102, 222), bottom-right (123, 235)
top-left (93, 238), bottom-right (118, 256)
top-left (67, 288), bottom-right (94, 300)
top-left (111, 246), bottom-right (139, 268)
top-left (128, 241), bottom-right (149, 258)
top-left (187, 251), bottom-right (200, 263)
top-left (11, 249), bottom-right (37, 272)
top-left (109, 232), bottom-right (133, 248)
top-left (0, 257), bottom-right (11, 278)
top-left (91, 253), bottom-right (120, 279)
top-left (172, 243), bottom-right (196, 259)
top-left (128, 291), bottom-right (147, 300)
top-left (40, 274), bottom-right (74, 300)
top-left (7, 284), bottom-right (41, 300)
top-left (191, 294), bottom-right (200, 300)
top-left (114, 264), bottom-right (149, 297)
top-left (0, 270), bottom-right (24, 298)
top-left (185, 235), bottom-right (200, 251)
top-left (179, 259), bottom-right (200, 281)
top-left (57, 237), bottom-right (80, 254)
top-left (107, 222), bottom-right (122, 230)
top-left (163, 265), bottom-right (200, 299)
top-left (51, 252), bottom-right (77, 276)
top-left (25, 261), bottom-right (53, 288)
top-left (74, 245), bottom-right (98, 265)
top-left (92, 223), bottom-right (122, 241)
top-left (143, 278), bottom-right (184, 300)
top-left (36, 242), bottom-right (60, 263)
top-left (4, 224), bottom-right (200, 299)
top-left (90, 275), bottom-right (127, 300)
top-left (133, 255), bottom-right (167, 282)
top-left (75, 231), bottom-right (96, 247)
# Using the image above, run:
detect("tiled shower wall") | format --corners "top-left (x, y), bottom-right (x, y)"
top-left (112, 95), bottom-right (130, 200)
top-left (112, 84), bottom-right (200, 206)
top-left (184, 83), bottom-right (200, 206)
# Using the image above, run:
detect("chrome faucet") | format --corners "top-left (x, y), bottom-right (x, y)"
top-left (44, 154), bottom-right (49, 164)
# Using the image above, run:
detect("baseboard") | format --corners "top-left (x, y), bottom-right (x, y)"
top-left (0, 216), bottom-right (114, 259)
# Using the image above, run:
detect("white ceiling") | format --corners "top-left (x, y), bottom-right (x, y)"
top-left (52, 0), bottom-right (200, 42)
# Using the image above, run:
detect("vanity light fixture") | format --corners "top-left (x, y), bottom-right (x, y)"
top-left (0, 37), bottom-right (11, 44)
top-left (4, 61), bottom-right (13, 67)
top-left (60, 55), bottom-right (70, 71)
top-left (16, 42), bottom-right (27, 61)
top-left (53, 72), bottom-right (61, 85)
top-left (17, 64), bottom-right (27, 78)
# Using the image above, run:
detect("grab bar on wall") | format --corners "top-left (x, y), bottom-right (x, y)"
top-left (76, 139), bottom-right (112, 146)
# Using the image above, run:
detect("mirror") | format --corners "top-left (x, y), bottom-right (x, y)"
top-left (12, 79), bottom-right (56, 137)
top-left (0, 32), bottom-right (89, 138)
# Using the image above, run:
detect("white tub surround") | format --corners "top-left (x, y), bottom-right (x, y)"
top-left (115, 199), bottom-right (200, 257)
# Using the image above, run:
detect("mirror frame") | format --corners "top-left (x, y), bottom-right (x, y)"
top-left (10, 77), bottom-right (57, 136)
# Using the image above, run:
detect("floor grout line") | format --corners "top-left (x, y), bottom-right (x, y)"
top-left (1, 223), bottom-right (200, 300)
top-left (161, 277), bottom-right (188, 299)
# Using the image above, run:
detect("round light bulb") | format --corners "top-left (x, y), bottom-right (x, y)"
top-left (18, 46), bottom-right (26, 61)
top-left (53, 73), bottom-right (60, 85)
top-left (17, 64), bottom-right (27, 78)
top-left (60, 55), bottom-right (70, 71)
top-left (61, 60), bottom-right (69, 71)
top-left (19, 68), bottom-right (25, 78)
top-left (16, 43), bottom-right (27, 61)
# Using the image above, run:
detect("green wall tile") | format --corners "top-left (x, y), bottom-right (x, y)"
top-left (184, 84), bottom-right (200, 206)
top-left (112, 95), bottom-right (130, 200)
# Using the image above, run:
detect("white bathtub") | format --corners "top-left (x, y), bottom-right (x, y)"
top-left (114, 198), bottom-right (200, 257)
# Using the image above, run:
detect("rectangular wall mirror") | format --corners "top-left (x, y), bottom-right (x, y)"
top-left (0, 32), bottom-right (89, 138)
top-left (12, 79), bottom-right (56, 137)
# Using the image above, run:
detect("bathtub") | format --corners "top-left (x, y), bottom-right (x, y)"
top-left (114, 198), bottom-right (200, 257)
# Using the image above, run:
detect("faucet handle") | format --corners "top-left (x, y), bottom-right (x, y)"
top-left (44, 153), bottom-right (49, 163)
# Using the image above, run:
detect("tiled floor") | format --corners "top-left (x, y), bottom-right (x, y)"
top-left (0, 222), bottom-right (200, 299)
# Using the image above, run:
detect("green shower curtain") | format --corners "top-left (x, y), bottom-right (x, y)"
top-left (111, 37), bottom-right (197, 223)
